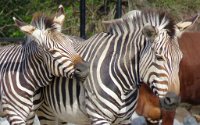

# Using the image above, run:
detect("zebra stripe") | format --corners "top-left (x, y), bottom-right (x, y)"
top-left (0, 5), bottom-right (88, 125)
top-left (37, 9), bottom-right (194, 125)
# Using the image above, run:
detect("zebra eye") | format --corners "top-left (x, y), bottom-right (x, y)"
top-left (155, 53), bottom-right (165, 61)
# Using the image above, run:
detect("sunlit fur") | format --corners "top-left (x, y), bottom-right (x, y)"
top-left (37, 10), bottom-right (183, 125)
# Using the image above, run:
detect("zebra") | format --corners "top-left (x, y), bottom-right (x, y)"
top-left (37, 9), bottom-right (198, 125)
top-left (0, 5), bottom-right (89, 125)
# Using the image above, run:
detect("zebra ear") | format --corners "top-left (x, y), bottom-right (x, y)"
top-left (13, 17), bottom-right (36, 35)
top-left (176, 14), bottom-right (199, 31)
top-left (176, 14), bottom-right (199, 37)
top-left (53, 5), bottom-right (65, 32)
top-left (142, 24), bottom-right (158, 41)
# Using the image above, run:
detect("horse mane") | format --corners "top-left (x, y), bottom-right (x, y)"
top-left (31, 12), bottom-right (56, 30)
top-left (107, 9), bottom-right (175, 38)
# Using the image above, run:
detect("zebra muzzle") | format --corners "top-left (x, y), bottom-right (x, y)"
top-left (159, 92), bottom-right (180, 125)
top-left (74, 60), bottom-right (90, 82)
top-left (160, 92), bottom-right (181, 110)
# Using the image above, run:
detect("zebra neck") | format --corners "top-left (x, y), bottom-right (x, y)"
top-left (0, 42), bottom-right (53, 91)
top-left (73, 32), bottom-right (142, 90)
top-left (22, 43), bottom-right (54, 89)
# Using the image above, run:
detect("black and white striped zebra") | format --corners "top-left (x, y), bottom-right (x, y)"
top-left (37, 10), bottom-right (198, 125)
top-left (0, 5), bottom-right (89, 125)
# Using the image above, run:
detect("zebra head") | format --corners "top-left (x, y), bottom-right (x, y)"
top-left (139, 10), bottom-right (199, 99)
top-left (13, 5), bottom-right (89, 80)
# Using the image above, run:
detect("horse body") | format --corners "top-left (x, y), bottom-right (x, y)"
top-left (179, 32), bottom-right (200, 104)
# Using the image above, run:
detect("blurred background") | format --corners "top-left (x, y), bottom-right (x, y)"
top-left (0, 0), bottom-right (200, 39)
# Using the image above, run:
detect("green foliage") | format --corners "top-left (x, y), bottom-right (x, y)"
top-left (0, 0), bottom-right (79, 37)
top-left (0, 0), bottom-right (116, 38)
top-left (0, 0), bottom-right (200, 38)
top-left (0, 0), bottom-right (29, 37)
top-left (147, 0), bottom-right (200, 19)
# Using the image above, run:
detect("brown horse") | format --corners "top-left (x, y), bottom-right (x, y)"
top-left (135, 32), bottom-right (200, 125)
top-left (136, 83), bottom-right (177, 125)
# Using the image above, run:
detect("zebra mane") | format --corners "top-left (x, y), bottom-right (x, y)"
top-left (31, 12), bottom-right (56, 30)
top-left (107, 9), bottom-right (175, 38)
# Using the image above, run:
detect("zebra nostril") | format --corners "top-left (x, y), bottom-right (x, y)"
top-left (164, 96), bottom-right (172, 105)
top-left (160, 92), bottom-right (180, 110)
